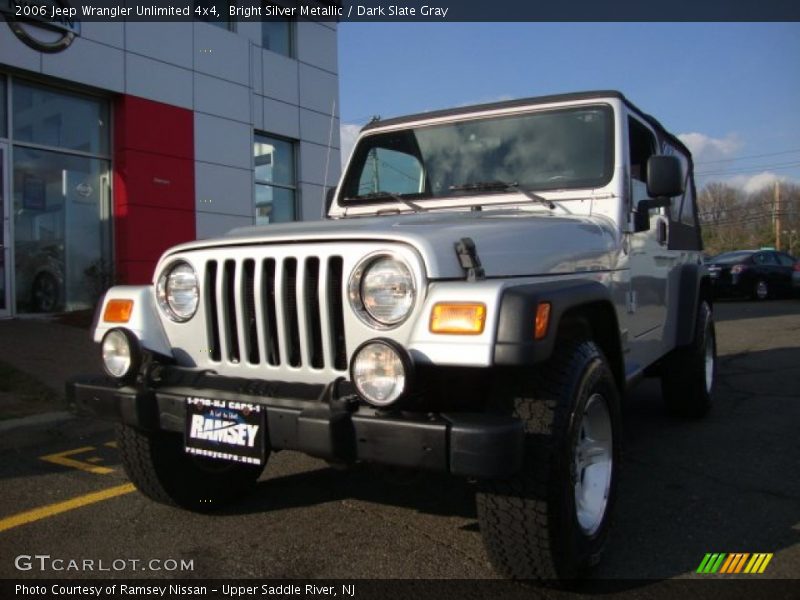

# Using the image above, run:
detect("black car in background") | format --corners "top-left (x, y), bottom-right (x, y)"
top-left (706, 249), bottom-right (797, 300)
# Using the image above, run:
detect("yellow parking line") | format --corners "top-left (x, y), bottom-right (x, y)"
top-left (40, 446), bottom-right (114, 475)
top-left (0, 483), bottom-right (135, 534)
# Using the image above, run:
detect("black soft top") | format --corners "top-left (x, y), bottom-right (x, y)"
top-left (361, 90), bottom-right (691, 160)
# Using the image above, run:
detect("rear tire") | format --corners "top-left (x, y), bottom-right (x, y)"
top-left (116, 424), bottom-right (265, 511)
top-left (752, 279), bottom-right (769, 301)
top-left (476, 339), bottom-right (622, 580)
top-left (661, 300), bottom-right (716, 418)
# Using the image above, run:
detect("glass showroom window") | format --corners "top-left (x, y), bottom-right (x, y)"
top-left (262, 12), bottom-right (293, 56)
top-left (12, 80), bottom-right (110, 313)
top-left (254, 133), bottom-right (296, 225)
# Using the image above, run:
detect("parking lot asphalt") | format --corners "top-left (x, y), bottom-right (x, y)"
top-left (0, 300), bottom-right (797, 590)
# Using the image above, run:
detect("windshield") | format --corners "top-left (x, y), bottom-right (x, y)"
top-left (340, 105), bottom-right (614, 205)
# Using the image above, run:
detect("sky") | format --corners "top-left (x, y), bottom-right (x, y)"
top-left (336, 22), bottom-right (800, 194)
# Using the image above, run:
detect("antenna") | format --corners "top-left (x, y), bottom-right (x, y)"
top-left (321, 97), bottom-right (337, 219)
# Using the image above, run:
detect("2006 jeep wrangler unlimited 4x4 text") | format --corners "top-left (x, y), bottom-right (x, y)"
top-left (70, 91), bottom-right (715, 580)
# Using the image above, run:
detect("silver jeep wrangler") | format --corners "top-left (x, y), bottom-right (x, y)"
top-left (71, 91), bottom-right (715, 579)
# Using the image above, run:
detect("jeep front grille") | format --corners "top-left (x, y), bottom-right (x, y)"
top-left (204, 255), bottom-right (347, 372)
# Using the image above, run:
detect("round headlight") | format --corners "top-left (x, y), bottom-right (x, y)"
top-left (350, 339), bottom-right (412, 407)
top-left (101, 328), bottom-right (141, 381)
top-left (349, 255), bottom-right (415, 328)
top-left (157, 261), bottom-right (199, 322)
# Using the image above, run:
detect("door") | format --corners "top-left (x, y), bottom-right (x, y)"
top-left (0, 142), bottom-right (10, 317)
top-left (753, 251), bottom-right (784, 295)
top-left (775, 252), bottom-right (796, 293)
top-left (625, 118), bottom-right (670, 354)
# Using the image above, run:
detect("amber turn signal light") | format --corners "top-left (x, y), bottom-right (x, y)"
top-left (534, 302), bottom-right (551, 340)
top-left (429, 302), bottom-right (486, 335)
top-left (103, 299), bottom-right (134, 323)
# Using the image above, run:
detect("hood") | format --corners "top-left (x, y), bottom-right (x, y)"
top-left (166, 210), bottom-right (619, 279)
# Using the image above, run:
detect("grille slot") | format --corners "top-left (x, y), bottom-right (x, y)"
top-left (283, 258), bottom-right (301, 367)
top-left (205, 261), bottom-right (221, 362)
top-left (305, 257), bottom-right (324, 369)
top-left (202, 252), bottom-right (347, 372)
top-left (223, 259), bottom-right (240, 363)
top-left (243, 259), bottom-right (259, 364)
top-left (262, 258), bottom-right (280, 366)
top-left (328, 256), bottom-right (347, 370)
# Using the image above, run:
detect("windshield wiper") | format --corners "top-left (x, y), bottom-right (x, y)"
top-left (449, 180), bottom-right (569, 213)
top-left (344, 191), bottom-right (426, 213)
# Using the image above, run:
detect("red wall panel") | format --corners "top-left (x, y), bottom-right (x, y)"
top-left (115, 95), bottom-right (193, 159)
top-left (115, 150), bottom-right (194, 212)
top-left (113, 95), bottom-right (195, 284)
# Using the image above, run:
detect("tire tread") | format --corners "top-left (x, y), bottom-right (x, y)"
top-left (477, 339), bottom-right (619, 580)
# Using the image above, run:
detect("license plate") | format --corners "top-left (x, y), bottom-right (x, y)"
top-left (184, 397), bottom-right (266, 465)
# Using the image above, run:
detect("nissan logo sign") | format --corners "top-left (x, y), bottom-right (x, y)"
top-left (1, 0), bottom-right (81, 53)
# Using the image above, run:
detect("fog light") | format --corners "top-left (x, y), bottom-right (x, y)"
top-left (350, 339), bottom-right (413, 407)
top-left (101, 328), bottom-right (142, 382)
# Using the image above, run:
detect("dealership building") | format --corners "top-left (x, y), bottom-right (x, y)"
top-left (0, 13), bottom-right (341, 316)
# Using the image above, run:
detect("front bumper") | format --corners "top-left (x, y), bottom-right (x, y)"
top-left (68, 367), bottom-right (524, 479)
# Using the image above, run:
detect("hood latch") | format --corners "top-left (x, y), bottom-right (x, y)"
top-left (455, 237), bottom-right (485, 282)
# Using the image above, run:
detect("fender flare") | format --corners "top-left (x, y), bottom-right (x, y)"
top-left (493, 279), bottom-right (618, 366)
top-left (673, 262), bottom-right (711, 348)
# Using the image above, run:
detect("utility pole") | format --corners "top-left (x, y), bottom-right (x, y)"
top-left (369, 148), bottom-right (380, 193)
top-left (774, 181), bottom-right (781, 251)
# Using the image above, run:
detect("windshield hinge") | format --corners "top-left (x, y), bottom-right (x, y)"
top-left (455, 237), bottom-right (485, 282)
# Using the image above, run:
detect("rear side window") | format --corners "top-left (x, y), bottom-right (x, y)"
top-left (777, 253), bottom-right (796, 267)
top-left (678, 178), bottom-right (696, 226)
top-left (753, 252), bottom-right (779, 266)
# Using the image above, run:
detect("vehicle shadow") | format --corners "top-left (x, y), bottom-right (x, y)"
top-left (231, 462), bottom-right (479, 520)
top-left (221, 346), bottom-right (800, 586)
top-left (3, 343), bottom-right (796, 587)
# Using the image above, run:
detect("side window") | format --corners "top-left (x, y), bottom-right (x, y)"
top-left (262, 8), bottom-right (294, 57)
top-left (357, 148), bottom-right (424, 196)
top-left (777, 253), bottom-right (796, 267)
top-left (628, 117), bottom-right (656, 204)
top-left (753, 252), bottom-right (779, 266)
top-left (679, 179), bottom-right (696, 226)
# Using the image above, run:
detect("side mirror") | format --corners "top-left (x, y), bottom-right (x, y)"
top-left (632, 155), bottom-right (684, 232)
top-left (646, 155), bottom-right (684, 199)
top-left (324, 187), bottom-right (336, 216)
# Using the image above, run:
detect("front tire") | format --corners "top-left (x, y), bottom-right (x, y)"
top-left (116, 424), bottom-right (265, 511)
top-left (661, 300), bottom-right (716, 418)
top-left (476, 339), bottom-right (622, 580)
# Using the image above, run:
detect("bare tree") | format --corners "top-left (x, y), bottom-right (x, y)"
top-left (698, 181), bottom-right (800, 256)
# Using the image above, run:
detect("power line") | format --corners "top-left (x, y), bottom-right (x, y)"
top-left (694, 147), bottom-right (800, 166)
top-left (697, 201), bottom-right (795, 217)
top-left (696, 160), bottom-right (800, 177)
top-left (700, 214), bottom-right (778, 226)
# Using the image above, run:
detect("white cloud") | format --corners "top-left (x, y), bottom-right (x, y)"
top-left (678, 132), bottom-right (743, 164)
top-left (340, 123), bottom-right (362, 169)
top-left (726, 172), bottom-right (786, 195)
